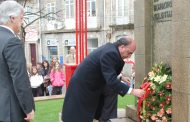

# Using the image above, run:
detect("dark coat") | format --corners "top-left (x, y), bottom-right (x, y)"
top-left (0, 27), bottom-right (35, 122)
top-left (62, 43), bottom-right (130, 122)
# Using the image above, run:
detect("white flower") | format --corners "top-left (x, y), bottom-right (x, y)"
top-left (150, 82), bottom-right (156, 90)
top-left (148, 71), bottom-right (155, 80)
top-left (154, 75), bottom-right (161, 82)
top-left (148, 71), bottom-right (155, 77)
top-left (159, 74), bottom-right (168, 84)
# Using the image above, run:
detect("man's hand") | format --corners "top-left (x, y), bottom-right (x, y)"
top-left (24, 109), bottom-right (35, 121)
top-left (121, 76), bottom-right (130, 83)
top-left (131, 89), bottom-right (145, 98)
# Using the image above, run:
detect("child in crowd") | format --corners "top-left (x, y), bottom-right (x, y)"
top-left (50, 57), bottom-right (57, 69)
top-left (30, 66), bottom-right (43, 97)
top-left (41, 60), bottom-right (51, 96)
top-left (50, 61), bottom-right (65, 95)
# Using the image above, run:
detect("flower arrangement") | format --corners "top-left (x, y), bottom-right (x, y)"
top-left (138, 63), bottom-right (172, 122)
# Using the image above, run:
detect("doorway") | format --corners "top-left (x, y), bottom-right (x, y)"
top-left (30, 44), bottom-right (36, 66)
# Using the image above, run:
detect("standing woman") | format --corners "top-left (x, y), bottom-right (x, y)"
top-left (41, 60), bottom-right (51, 96)
top-left (50, 57), bottom-right (57, 69)
top-left (50, 61), bottom-right (65, 95)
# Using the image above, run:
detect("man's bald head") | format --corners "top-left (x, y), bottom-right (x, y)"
top-left (116, 36), bottom-right (136, 59)
top-left (70, 46), bottom-right (76, 54)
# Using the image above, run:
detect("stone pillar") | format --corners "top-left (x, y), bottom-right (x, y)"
top-left (126, 0), bottom-right (153, 121)
top-left (171, 0), bottom-right (190, 121)
top-left (134, 0), bottom-right (153, 89)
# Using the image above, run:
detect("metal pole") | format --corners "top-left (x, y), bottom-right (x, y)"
top-left (79, 0), bottom-right (82, 63)
top-left (81, 0), bottom-right (84, 61)
top-left (75, 0), bottom-right (79, 64)
top-left (85, 0), bottom-right (88, 56)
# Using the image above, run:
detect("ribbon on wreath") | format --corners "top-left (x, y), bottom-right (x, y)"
top-left (137, 82), bottom-right (151, 122)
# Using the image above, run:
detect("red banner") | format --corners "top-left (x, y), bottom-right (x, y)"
top-left (137, 82), bottom-right (151, 122)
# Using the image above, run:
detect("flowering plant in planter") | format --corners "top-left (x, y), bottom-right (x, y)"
top-left (138, 63), bottom-right (172, 122)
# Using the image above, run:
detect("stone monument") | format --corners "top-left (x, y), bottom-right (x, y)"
top-left (126, 0), bottom-right (190, 121)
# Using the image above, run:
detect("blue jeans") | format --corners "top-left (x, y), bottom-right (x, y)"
top-left (47, 85), bottom-right (53, 96)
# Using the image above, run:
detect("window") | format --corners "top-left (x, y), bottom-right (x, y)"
top-left (25, 6), bottom-right (35, 24)
top-left (116, 0), bottom-right (129, 17)
top-left (88, 38), bottom-right (98, 54)
top-left (65, 0), bottom-right (74, 18)
top-left (48, 46), bottom-right (58, 62)
top-left (87, 0), bottom-right (96, 17)
top-left (25, 6), bottom-right (32, 14)
top-left (47, 3), bottom-right (56, 21)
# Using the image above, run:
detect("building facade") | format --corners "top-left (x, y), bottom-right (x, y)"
top-left (40, 0), bottom-right (135, 64)
top-left (24, 0), bottom-right (41, 66)
top-left (0, 0), bottom-right (135, 65)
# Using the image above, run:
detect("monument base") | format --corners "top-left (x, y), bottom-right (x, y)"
top-left (126, 105), bottom-right (138, 122)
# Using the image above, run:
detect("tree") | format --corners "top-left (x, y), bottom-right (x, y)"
top-left (17, 0), bottom-right (63, 42)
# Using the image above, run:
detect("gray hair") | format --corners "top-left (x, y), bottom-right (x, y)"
top-left (115, 37), bottom-right (132, 47)
top-left (0, 0), bottom-right (24, 24)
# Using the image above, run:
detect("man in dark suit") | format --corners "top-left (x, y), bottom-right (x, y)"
top-left (0, 1), bottom-right (35, 122)
top-left (62, 36), bottom-right (145, 122)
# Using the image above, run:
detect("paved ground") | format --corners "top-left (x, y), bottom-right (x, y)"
top-left (58, 108), bottom-right (135, 122)
top-left (93, 108), bottom-right (135, 122)
top-left (59, 108), bottom-right (135, 122)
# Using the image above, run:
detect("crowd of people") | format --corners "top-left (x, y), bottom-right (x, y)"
top-left (27, 46), bottom-right (76, 97)
top-left (28, 55), bottom-right (75, 97)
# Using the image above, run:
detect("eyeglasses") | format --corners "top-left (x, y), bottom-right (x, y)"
top-left (124, 46), bottom-right (133, 55)
top-left (127, 50), bottom-right (133, 55)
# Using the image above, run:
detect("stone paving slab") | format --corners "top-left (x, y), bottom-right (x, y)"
top-left (111, 118), bottom-right (135, 122)
top-left (60, 108), bottom-right (135, 122)
top-left (93, 118), bottom-right (134, 122)
top-left (117, 108), bottom-right (126, 118)
top-left (93, 108), bottom-right (135, 122)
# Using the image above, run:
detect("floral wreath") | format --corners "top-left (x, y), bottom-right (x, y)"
top-left (138, 63), bottom-right (172, 122)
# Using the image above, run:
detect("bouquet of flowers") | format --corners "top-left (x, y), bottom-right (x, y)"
top-left (138, 63), bottom-right (172, 122)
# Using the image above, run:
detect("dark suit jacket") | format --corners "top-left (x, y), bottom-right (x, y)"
top-left (0, 27), bottom-right (35, 122)
top-left (62, 42), bottom-right (130, 122)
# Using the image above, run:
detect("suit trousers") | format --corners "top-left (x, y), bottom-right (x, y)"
top-left (94, 87), bottom-right (117, 121)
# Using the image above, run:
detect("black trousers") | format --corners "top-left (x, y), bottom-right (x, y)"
top-left (94, 86), bottom-right (117, 121)
top-left (32, 87), bottom-right (42, 97)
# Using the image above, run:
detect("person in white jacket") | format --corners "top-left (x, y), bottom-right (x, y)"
top-left (30, 66), bottom-right (43, 97)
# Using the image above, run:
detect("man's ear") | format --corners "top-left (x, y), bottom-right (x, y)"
top-left (9, 16), bottom-right (14, 23)
top-left (120, 45), bottom-right (127, 49)
top-left (118, 45), bottom-right (124, 51)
